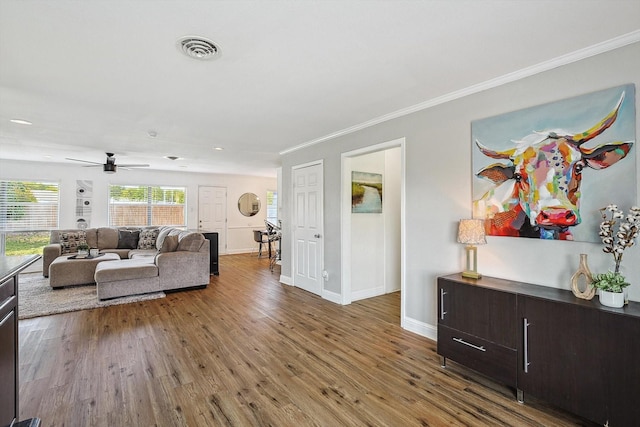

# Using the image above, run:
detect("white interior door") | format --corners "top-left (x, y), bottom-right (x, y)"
top-left (198, 186), bottom-right (227, 253)
top-left (293, 163), bottom-right (323, 296)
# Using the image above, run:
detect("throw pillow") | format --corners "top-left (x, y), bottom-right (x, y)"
top-left (177, 232), bottom-right (205, 252)
top-left (117, 230), bottom-right (140, 249)
top-left (59, 230), bottom-right (87, 254)
top-left (155, 226), bottom-right (173, 250)
top-left (138, 228), bottom-right (160, 249)
top-left (159, 234), bottom-right (179, 253)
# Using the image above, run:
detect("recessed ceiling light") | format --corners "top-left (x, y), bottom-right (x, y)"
top-left (164, 156), bottom-right (181, 161)
top-left (177, 36), bottom-right (220, 60)
top-left (213, 147), bottom-right (224, 151)
top-left (148, 130), bottom-right (158, 138)
top-left (10, 119), bottom-right (32, 125)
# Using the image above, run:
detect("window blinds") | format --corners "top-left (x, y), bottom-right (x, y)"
top-left (0, 181), bottom-right (60, 231)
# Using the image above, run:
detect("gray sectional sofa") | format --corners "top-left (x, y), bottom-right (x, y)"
top-left (43, 226), bottom-right (210, 299)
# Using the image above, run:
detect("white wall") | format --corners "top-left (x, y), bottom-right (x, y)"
top-left (280, 42), bottom-right (640, 341)
top-left (0, 160), bottom-right (276, 254)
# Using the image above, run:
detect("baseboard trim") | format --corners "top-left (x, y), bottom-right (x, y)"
top-left (351, 286), bottom-right (384, 302)
top-left (322, 288), bottom-right (342, 304)
top-left (279, 275), bottom-right (292, 286)
top-left (402, 316), bottom-right (437, 342)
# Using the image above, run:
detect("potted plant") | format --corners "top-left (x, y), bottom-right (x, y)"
top-left (594, 204), bottom-right (640, 308)
top-left (591, 271), bottom-right (630, 308)
top-left (76, 243), bottom-right (89, 258)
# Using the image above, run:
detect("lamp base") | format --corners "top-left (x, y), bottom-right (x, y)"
top-left (462, 270), bottom-right (482, 279)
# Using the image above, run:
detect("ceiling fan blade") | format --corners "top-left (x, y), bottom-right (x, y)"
top-left (65, 157), bottom-right (102, 165)
top-left (118, 164), bottom-right (150, 167)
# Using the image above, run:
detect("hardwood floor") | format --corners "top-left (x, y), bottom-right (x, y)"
top-left (18, 254), bottom-right (596, 426)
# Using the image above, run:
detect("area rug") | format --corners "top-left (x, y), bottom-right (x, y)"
top-left (17, 273), bottom-right (165, 319)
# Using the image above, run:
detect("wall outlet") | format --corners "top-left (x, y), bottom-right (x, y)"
top-left (322, 270), bottom-right (329, 281)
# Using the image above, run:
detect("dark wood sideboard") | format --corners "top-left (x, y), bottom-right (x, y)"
top-left (201, 232), bottom-right (219, 276)
top-left (188, 230), bottom-right (219, 275)
top-left (1, 255), bottom-right (41, 427)
top-left (437, 273), bottom-right (640, 426)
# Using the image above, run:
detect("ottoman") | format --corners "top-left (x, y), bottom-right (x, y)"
top-left (95, 258), bottom-right (160, 300)
top-left (49, 253), bottom-right (120, 288)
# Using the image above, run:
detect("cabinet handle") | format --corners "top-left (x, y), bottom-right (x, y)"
top-left (0, 296), bottom-right (15, 318)
top-left (523, 318), bottom-right (531, 373)
top-left (452, 337), bottom-right (486, 352)
top-left (0, 309), bottom-right (14, 327)
top-left (440, 289), bottom-right (447, 320)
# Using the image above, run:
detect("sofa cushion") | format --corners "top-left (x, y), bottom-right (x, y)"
top-left (117, 230), bottom-right (140, 249)
top-left (101, 249), bottom-right (131, 259)
top-left (128, 249), bottom-right (158, 259)
top-left (98, 227), bottom-right (119, 249)
top-left (159, 234), bottom-right (179, 253)
top-left (138, 228), bottom-right (159, 249)
top-left (59, 230), bottom-right (87, 254)
top-left (177, 232), bottom-right (205, 252)
top-left (94, 259), bottom-right (158, 283)
top-left (84, 228), bottom-right (98, 248)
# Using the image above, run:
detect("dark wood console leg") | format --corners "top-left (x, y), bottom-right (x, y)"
top-left (440, 356), bottom-right (446, 368)
top-left (517, 389), bottom-right (524, 404)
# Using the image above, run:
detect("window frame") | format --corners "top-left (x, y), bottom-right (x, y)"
top-left (108, 184), bottom-right (187, 227)
top-left (0, 180), bottom-right (60, 255)
top-left (266, 189), bottom-right (278, 223)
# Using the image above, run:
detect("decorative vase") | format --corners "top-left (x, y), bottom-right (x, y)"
top-left (598, 289), bottom-right (625, 308)
top-left (571, 254), bottom-right (595, 300)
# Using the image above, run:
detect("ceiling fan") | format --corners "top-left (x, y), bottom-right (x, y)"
top-left (66, 152), bottom-right (150, 174)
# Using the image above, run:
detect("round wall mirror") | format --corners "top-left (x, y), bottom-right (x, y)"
top-left (238, 192), bottom-right (260, 216)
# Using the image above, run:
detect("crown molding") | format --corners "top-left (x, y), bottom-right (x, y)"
top-left (280, 30), bottom-right (640, 156)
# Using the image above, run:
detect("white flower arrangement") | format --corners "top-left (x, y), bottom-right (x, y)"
top-left (598, 204), bottom-right (640, 274)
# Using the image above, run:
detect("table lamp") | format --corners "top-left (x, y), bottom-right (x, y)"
top-left (457, 219), bottom-right (486, 279)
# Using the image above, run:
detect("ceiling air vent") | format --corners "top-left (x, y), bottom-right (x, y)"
top-left (177, 36), bottom-right (219, 60)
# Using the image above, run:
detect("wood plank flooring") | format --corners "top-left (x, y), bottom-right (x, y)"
top-left (18, 254), bottom-right (596, 426)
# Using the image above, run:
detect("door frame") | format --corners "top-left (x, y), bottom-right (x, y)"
top-left (341, 138), bottom-right (406, 320)
top-left (291, 160), bottom-right (324, 296)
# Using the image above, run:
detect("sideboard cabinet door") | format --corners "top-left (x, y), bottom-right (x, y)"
top-left (518, 295), bottom-right (615, 425)
top-left (437, 277), bottom-right (517, 348)
top-left (593, 308), bottom-right (640, 426)
top-left (437, 277), bottom-right (517, 387)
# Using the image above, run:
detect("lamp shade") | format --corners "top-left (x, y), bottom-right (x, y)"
top-left (457, 219), bottom-right (486, 245)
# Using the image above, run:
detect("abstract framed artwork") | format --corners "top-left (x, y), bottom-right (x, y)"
top-left (352, 171), bottom-right (383, 213)
top-left (471, 84), bottom-right (636, 242)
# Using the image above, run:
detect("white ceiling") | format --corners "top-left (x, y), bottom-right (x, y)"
top-left (1, 1), bottom-right (639, 178)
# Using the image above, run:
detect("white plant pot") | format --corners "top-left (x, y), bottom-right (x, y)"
top-left (598, 289), bottom-right (625, 308)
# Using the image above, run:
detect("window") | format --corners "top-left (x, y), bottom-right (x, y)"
top-left (0, 180), bottom-right (59, 255)
top-left (266, 190), bottom-right (278, 223)
top-left (109, 185), bottom-right (186, 227)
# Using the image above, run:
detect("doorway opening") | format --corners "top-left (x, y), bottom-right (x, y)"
top-left (341, 138), bottom-right (405, 325)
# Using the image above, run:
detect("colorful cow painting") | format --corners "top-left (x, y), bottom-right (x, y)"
top-left (472, 87), bottom-right (636, 240)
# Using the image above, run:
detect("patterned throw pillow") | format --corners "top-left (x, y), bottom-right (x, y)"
top-left (137, 228), bottom-right (160, 250)
top-left (59, 231), bottom-right (87, 254)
